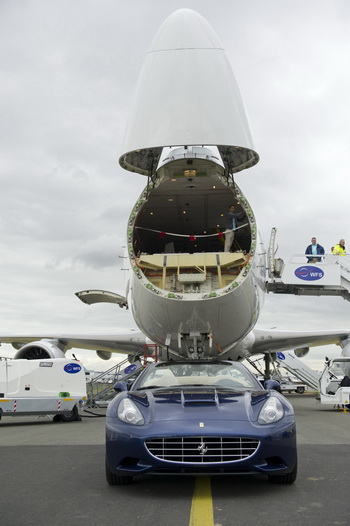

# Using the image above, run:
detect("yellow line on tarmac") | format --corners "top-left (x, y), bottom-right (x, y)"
top-left (189, 476), bottom-right (214, 526)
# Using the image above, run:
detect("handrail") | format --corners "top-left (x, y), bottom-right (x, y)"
top-left (286, 254), bottom-right (350, 264)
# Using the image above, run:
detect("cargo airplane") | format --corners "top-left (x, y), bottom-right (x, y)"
top-left (1, 9), bottom-right (350, 366)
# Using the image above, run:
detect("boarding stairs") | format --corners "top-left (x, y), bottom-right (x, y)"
top-left (247, 351), bottom-right (320, 392)
top-left (86, 357), bottom-right (129, 408)
top-left (267, 229), bottom-right (350, 301)
top-left (85, 345), bottom-right (162, 407)
top-left (273, 351), bottom-right (320, 391)
top-left (86, 355), bottom-right (143, 407)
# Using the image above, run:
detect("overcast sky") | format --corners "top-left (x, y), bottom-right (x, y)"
top-left (1, 0), bottom-right (350, 372)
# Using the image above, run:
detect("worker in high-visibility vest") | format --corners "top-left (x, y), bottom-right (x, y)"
top-left (332, 239), bottom-right (346, 255)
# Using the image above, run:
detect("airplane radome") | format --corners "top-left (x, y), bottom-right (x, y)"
top-left (1, 9), bottom-right (350, 364)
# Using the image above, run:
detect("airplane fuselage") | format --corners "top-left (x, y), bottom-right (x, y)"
top-left (127, 147), bottom-right (266, 359)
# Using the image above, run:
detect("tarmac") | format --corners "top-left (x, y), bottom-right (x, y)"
top-left (1, 394), bottom-right (350, 526)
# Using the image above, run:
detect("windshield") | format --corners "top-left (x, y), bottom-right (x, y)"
top-left (134, 362), bottom-right (260, 391)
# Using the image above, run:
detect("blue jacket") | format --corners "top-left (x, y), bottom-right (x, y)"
top-left (305, 243), bottom-right (325, 262)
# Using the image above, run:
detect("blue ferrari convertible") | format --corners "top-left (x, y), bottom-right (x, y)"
top-left (105, 360), bottom-right (297, 485)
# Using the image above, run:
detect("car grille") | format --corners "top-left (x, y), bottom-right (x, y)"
top-left (145, 436), bottom-right (260, 463)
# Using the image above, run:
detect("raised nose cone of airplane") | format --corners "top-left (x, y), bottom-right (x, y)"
top-left (119, 9), bottom-right (259, 175)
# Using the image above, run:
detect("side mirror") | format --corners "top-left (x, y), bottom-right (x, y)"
top-left (113, 381), bottom-right (129, 393)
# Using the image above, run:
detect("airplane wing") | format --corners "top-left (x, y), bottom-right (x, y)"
top-left (247, 328), bottom-right (350, 356)
top-left (2, 327), bottom-right (349, 362)
top-left (0, 331), bottom-right (148, 361)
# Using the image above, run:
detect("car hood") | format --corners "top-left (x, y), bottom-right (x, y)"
top-left (128, 388), bottom-right (269, 423)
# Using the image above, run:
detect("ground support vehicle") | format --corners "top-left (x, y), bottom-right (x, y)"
top-left (277, 377), bottom-right (307, 394)
top-left (319, 357), bottom-right (350, 407)
top-left (0, 358), bottom-right (87, 421)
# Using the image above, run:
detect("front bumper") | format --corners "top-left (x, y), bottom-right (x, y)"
top-left (106, 417), bottom-right (297, 478)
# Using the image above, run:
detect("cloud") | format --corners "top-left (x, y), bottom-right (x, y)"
top-left (1, 0), bottom-right (350, 372)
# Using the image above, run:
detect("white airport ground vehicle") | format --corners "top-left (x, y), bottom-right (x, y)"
top-left (0, 358), bottom-right (87, 421)
top-left (319, 357), bottom-right (350, 407)
top-left (276, 376), bottom-right (307, 394)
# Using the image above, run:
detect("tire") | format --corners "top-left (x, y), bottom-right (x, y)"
top-left (105, 458), bottom-right (133, 485)
top-left (60, 404), bottom-right (79, 423)
top-left (268, 460), bottom-right (297, 485)
top-left (296, 387), bottom-right (305, 394)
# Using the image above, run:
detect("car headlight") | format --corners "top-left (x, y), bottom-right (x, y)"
top-left (118, 398), bottom-right (145, 425)
top-left (258, 396), bottom-right (284, 424)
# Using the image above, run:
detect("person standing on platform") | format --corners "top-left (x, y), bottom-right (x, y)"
top-left (305, 237), bottom-right (325, 262)
top-left (332, 239), bottom-right (346, 255)
top-left (224, 204), bottom-right (244, 252)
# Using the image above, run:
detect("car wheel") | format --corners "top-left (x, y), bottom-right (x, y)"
top-left (268, 460), bottom-right (297, 485)
top-left (296, 387), bottom-right (305, 394)
top-left (105, 459), bottom-right (133, 486)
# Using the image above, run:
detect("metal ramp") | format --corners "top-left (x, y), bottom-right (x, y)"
top-left (268, 247), bottom-right (350, 302)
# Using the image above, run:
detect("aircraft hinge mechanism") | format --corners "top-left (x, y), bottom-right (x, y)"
top-left (178, 332), bottom-right (211, 360)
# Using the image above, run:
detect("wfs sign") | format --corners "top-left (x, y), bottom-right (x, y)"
top-left (294, 266), bottom-right (324, 281)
